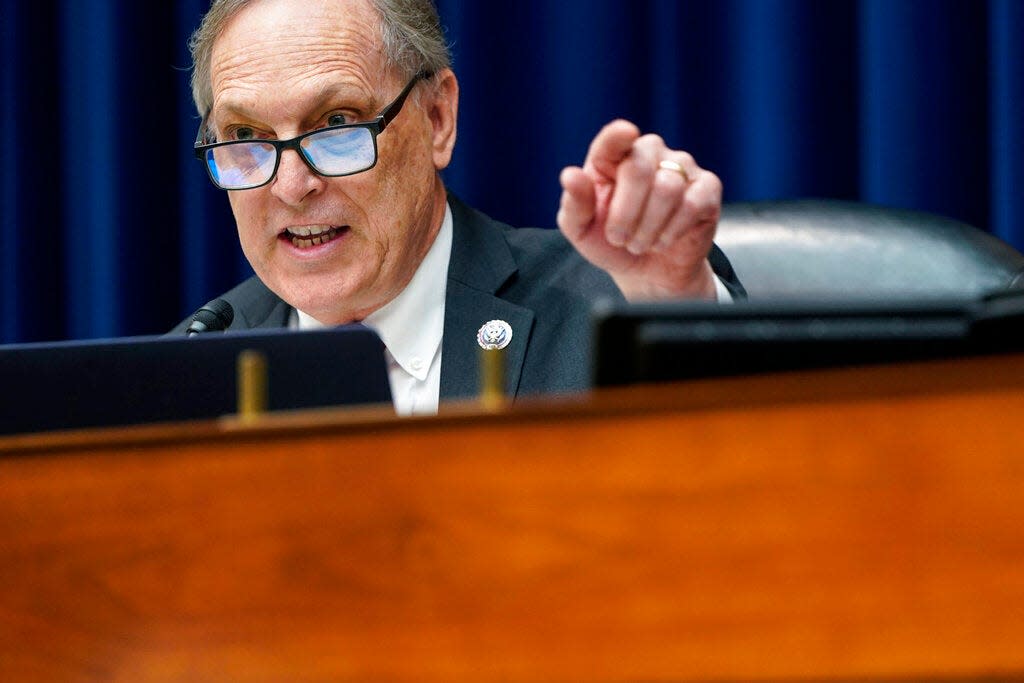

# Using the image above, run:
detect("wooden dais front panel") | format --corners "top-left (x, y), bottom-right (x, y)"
top-left (2, 355), bottom-right (1024, 681)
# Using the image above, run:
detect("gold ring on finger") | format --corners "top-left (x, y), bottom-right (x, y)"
top-left (658, 159), bottom-right (691, 183)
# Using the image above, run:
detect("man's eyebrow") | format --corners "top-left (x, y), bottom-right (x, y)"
top-left (311, 80), bottom-right (378, 113)
top-left (212, 81), bottom-right (377, 125)
top-left (208, 96), bottom-right (265, 127)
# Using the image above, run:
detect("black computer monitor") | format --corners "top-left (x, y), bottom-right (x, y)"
top-left (0, 327), bottom-right (391, 435)
top-left (592, 293), bottom-right (1024, 387)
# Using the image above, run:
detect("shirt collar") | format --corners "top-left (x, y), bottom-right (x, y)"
top-left (294, 202), bottom-right (452, 382)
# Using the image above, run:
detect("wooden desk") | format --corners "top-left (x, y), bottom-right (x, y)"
top-left (3, 354), bottom-right (1024, 681)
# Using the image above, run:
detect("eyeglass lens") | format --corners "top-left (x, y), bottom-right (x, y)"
top-left (300, 127), bottom-right (375, 175)
top-left (205, 126), bottom-right (377, 189)
top-left (207, 142), bottom-right (277, 189)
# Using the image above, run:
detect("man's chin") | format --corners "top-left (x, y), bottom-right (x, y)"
top-left (276, 281), bottom-right (370, 326)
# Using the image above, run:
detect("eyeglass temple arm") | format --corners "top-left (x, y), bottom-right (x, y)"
top-left (193, 115), bottom-right (212, 158)
top-left (379, 71), bottom-right (433, 130)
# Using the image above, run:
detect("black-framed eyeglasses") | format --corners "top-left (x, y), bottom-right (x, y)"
top-left (193, 71), bottom-right (431, 191)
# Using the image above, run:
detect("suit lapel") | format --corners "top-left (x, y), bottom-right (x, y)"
top-left (441, 281), bottom-right (534, 399)
top-left (248, 300), bottom-right (291, 329)
top-left (225, 277), bottom-right (292, 330)
top-left (440, 196), bottom-right (535, 400)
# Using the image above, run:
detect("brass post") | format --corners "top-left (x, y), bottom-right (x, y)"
top-left (237, 350), bottom-right (268, 421)
top-left (479, 347), bottom-right (506, 411)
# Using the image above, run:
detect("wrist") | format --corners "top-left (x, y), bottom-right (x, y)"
top-left (614, 259), bottom-right (718, 302)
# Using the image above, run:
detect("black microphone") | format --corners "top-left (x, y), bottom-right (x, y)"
top-left (186, 298), bottom-right (235, 336)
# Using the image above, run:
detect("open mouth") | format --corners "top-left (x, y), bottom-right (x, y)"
top-left (280, 225), bottom-right (348, 249)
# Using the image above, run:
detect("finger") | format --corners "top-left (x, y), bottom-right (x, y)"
top-left (655, 169), bottom-right (722, 254)
top-left (645, 151), bottom-right (703, 252)
top-left (583, 119), bottom-right (641, 180)
top-left (604, 134), bottom-right (665, 247)
top-left (557, 166), bottom-right (597, 242)
top-left (625, 160), bottom-right (688, 254)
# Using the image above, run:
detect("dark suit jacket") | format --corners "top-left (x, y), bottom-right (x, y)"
top-left (173, 195), bottom-right (743, 400)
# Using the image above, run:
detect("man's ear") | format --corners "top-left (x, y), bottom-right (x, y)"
top-left (426, 69), bottom-right (458, 171)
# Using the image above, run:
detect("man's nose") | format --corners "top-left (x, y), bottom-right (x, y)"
top-left (270, 148), bottom-right (325, 206)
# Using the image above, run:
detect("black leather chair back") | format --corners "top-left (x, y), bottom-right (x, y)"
top-left (716, 200), bottom-right (1024, 300)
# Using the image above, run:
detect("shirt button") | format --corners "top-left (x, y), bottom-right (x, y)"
top-left (410, 357), bottom-right (424, 372)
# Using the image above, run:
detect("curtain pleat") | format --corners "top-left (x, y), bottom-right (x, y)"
top-left (990, 0), bottom-right (1024, 247)
top-left (61, 0), bottom-right (120, 338)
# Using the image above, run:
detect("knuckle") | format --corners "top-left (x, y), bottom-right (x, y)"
top-left (639, 133), bottom-right (665, 148)
top-left (610, 118), bottom-right (639, 133)
top-left (606, 201), bottom-right (634, 226)
top-left (605, 221), bottom-right (632, 243)
top-left (703, 170), bottom-right (723, 195)
top-left (625, 156), bottom-right (656, 182)
top-left (683, 180), bottom-right (723, 219)
top-left (658, 226), bottom-right (681, 247)
top-left (652, 169), bottom-right (683, 198)
top-left (683, 194), bottom-right (710, 221)
top-left (685, 200), bottom-right (720, 236)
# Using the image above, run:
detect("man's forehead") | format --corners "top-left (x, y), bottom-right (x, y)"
top-left (216, 0), bottom-right (381, 42)
top-left (209, 0), bottom-right (388, 114)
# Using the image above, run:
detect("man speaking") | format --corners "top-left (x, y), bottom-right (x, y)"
top-left (175, 0), bottom-right (744, 413)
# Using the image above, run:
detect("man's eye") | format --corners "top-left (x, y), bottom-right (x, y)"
top-left (231, 127), bottom-right (255, 141)
top-left (327, 114), bottom-right (348, 126)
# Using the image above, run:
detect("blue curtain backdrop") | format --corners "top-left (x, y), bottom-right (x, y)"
top-left (1, 0), bottom-right (1021, 343)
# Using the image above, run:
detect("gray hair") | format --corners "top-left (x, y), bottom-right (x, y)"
top-left (188, 0), bottom-right (451, 116)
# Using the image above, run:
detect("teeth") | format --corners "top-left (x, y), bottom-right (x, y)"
top-left (289, 226), bottom-right (340, 249)
top-left (288, 225), bottom-right (332, 237)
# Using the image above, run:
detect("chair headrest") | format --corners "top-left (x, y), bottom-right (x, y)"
top-left (715, 199), bottom-right (1024, 300)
